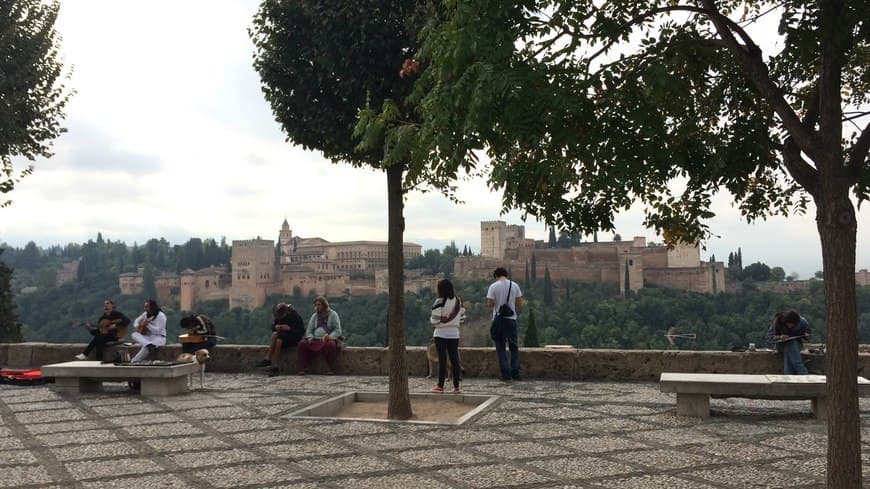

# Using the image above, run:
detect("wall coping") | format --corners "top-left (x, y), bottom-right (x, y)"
top-left (2, 342), bottom-right (867, 381)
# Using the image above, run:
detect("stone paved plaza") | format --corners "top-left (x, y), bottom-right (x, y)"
top-left (1, 373), bottom-right (869, 488)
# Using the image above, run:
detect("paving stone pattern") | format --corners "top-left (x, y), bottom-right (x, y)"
top-left (1, 373), bottom-right (869, 488)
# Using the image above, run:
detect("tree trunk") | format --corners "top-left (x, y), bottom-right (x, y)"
top-left (386, 163), bottom-right (412, 420)
top-left (817, 186), bottom-right (861, 488)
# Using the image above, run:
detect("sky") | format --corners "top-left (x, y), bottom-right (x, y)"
top-left (1, 0), bottom-right (867, 279)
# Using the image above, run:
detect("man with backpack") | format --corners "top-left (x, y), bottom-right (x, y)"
top-left (487, 267), bottom-right (523, 381)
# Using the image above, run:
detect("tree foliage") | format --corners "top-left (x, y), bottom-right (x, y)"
top-left (0, 0), bottom-right (72, 207)
top-left (0, 249), bottom-right (22, 342)
top-left (410, 2), bottom-right (868, 485)
top-left (250, 0), bottom-right (432, 420)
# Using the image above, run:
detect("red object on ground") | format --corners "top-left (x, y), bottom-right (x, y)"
top-left (0, 368), bottom-right (52, 385)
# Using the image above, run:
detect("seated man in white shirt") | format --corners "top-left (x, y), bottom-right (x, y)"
top-left (130, 299), bottom-right (167, 362)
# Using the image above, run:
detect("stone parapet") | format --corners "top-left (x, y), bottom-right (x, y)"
top-left (3, 343), bottom-right (868, 380)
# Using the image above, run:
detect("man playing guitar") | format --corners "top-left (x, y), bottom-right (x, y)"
top-left (130, 299), bottom-right (168, 362)
top-left (74, 300), bottom-right (131, 361)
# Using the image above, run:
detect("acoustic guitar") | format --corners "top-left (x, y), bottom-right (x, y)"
top-left (179, 333), bottom-right (224, 343)
top-left (71, 318), bottom-right (128, 338)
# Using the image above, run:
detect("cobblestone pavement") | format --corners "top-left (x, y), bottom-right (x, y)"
top-left (1, 373), bottom-right (869, 488)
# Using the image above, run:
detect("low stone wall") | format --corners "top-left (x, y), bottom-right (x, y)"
top-left (4, 342), bottom-right (869, 380)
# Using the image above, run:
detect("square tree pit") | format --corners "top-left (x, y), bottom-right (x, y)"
top-left (286, 391), bottom-right (500, 425)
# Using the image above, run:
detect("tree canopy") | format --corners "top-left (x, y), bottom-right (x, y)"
top-left (409, 1), bottom-right (867, 486)
top-left (0, 0), bottom-right (72, 207)
top-left (250, 0), bottom-right (435, 420)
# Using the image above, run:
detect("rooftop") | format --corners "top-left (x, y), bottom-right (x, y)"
top-left (2, 373), bottom-right (868, 488)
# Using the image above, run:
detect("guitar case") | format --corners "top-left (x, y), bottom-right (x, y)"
top-left (0, 368), bottom-right (54, 386)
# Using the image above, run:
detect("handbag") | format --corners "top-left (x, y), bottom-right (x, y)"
top-left (497, 281), bottom-right (514, 318)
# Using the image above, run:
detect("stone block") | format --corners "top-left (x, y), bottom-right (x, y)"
top-left (6, 342), bottom-right (36, 368)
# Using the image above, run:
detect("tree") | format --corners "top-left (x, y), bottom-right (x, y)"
top-left (543, 267), bottom-right (553, 306)
top-left (548, 226), bottom-right (557, 248)
top-left (771, 266), bottom-right (786, 282)
top-left (412, 2), bottom-right (868, 485)
top-left (0, 0), bottom-right (72, 207)
top-left (523, 306), bottom-right (539, 347)
top-left (0, 250), bottom-right (22, 342)
top-left (251, 0), bottom-right (431, 420)
top-left (142, 261), bottom-right (157, 300)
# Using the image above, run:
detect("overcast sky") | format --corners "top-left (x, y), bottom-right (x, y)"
top-left (1, 0), bottom-right (867, 279)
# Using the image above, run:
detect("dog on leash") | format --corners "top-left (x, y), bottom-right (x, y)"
top-left (176, 348), bottom-right (210, 389)
top-left (426, 337), bottom-right (464, 380)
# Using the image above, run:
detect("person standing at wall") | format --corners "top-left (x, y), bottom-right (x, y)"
top-left (487, 267), bottom-right (523, 381)
top-left (430, 278), bottom-right (465, 393)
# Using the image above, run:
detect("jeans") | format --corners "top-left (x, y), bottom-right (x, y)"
top-left (491, 317), bottom-right (520, 379)
top-left (434, 337), bottom-right (461, 388)
top-left (781, 339), bottom-right (808, 375)
top-left (82, 330), bottom-right (118, 360)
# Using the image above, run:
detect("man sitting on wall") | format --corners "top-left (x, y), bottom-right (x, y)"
top-left (256, 303), bottom-right (305, 377)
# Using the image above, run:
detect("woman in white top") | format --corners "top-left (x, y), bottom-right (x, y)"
top-left (430, 279), bottom-right (465, 393)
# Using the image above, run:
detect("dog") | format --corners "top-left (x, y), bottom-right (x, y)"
top-left (176, 348), bottom-right (210, 389)
top-left (426, 337), bottom-right (464, 380)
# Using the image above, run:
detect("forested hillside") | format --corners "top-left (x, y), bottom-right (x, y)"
top-left (6, 236), bottom-right (870, 350)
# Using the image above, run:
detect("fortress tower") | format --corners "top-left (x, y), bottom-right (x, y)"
top-left (278, 218), bottom-right (294, 257)
top-left (230, 239), bottom-right (276, 310)
top-left (480, 221), bottom-right (507, 258)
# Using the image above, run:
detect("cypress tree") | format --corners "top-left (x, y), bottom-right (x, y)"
top-left (523, 306), bottom-right (540, 347)
top-left (0, 250), bottom-right (22, 342)
top-left (543, 267), bottom-right (553, 305)
top-left (530, 253), bottom-right (537, 284)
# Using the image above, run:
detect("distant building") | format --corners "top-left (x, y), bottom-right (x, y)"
top-left (455, 221), bottom-right (725, 295)
top-left (55, 258), bottom-right (80, 286)
top-left (119, 219), bottom-right (423, 311)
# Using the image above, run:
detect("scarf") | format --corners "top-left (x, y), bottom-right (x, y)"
top-left (317, 310), bottom-right (332, 334)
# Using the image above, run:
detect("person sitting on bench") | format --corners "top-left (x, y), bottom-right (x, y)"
top-left (75, 299), bottom-right (131, 360)
top-left (131, 299), bottom-right (167, 362)
top-left (766, 310), bottom-right (811, 375)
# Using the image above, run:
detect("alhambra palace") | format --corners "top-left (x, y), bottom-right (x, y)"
top-left (114, 219), bottom-right (727, 311)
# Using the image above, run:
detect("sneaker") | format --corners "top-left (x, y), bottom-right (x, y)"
top-left (268, 368), bottom-right (280, 377)
top-left (511, 374), bottom-right (521, 381)
top-left (452, 387), bottom-right (461, 394)
top-left (74, 353), bottom-right (87, 360)
top-left (255, 359), bottom-right (271, 368)
top-left (431, 386), bottom-right (444, 393)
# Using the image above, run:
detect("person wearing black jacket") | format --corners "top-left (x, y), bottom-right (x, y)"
top-left (255, 303), bottom-right (304, 376)
top-left (75, 300), bottom-right (131, 361)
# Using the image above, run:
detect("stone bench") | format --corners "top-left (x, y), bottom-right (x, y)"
top-left (41, 360), bottom-right (200, 396)
top-left (659, 372), bottom-right (870, 419)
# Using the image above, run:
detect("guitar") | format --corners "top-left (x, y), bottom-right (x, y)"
top-left (70, 318), bottom-right (128, 338)
top-left (178, 333), bottom-right (224, 343)
top-left (135, 316), bottom-right (154, 335)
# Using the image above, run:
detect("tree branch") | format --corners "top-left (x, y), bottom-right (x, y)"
top-left (783, 136), bottom-right (819, 197)
top-left (699, 0), bottom-right (819, 162)
top-left (847, 125), bottom-right (870, 175)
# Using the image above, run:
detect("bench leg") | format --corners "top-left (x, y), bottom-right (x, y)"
top-left (140, 376), bottom-right (188, 396)
top-left (51, 377), bottom-right (81, 393)
top-left (675, 393), bottom-right (710, 417)
top-left (52, 378), bottom-right (102, 394)
top-left (811, 397), bottom-right (828, 420)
